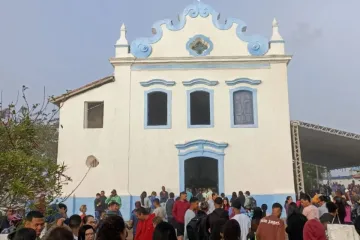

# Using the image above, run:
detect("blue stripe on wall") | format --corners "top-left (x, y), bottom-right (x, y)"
top-left (131, 63), bottom-right (270, 71)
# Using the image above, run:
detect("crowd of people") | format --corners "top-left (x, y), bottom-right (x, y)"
top-left (3, 183), bottom-right (360, 240)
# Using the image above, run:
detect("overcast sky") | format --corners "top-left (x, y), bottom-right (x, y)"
top-left (0, 0), bottom-right (359, 134)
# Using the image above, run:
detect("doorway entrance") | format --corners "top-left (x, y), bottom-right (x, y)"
top-left (184, 157), bottom-right (218, 193)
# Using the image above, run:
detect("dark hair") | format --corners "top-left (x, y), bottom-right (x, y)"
top-left (169, 192), bottom-right (175, 198)
top-left (25, 211), bottom-right (44, 222)
top-left (238, 191), bottom-right (244, 196)
top-left (58, 203), bottom-right (67, 210)
top-left (96, 193), bottom-right (100, 196)
top-left (221, 193), bottom-right (225, 198)
top-left (300, 193), bottom-right (311, 202)
top-left (190, 197), bottom-right (199, 203)
top-left (223, 197), bottom-right (230, 208)
top-left (245, 191), bottom-right (250, 196)
top-left (46, 227), bottom-right (74, 240)
top-left (140, 191), bottom-right (147, 206)
top-left (78, 225), bottom-right (95, 240)
top-left (319, 195), bottom-right (326, 202)
top-left (83, 215), bottom-right (94, 224)
top-left (12, 228), bottom-right (37, 240)
top-left (109, 201), bottom-right (119, 207)
top-left (261, 204), bottom-right (268, 211)
top-left (153, 221), bottom-right (177, 240)
top-left (135, 207), bottom-right (149, 215)
top-left (284, 196), bottom-right (292, 206)
top-left (232, 192), bottom-right (237, 198)
top-left (252, 207), bottom-right (263, 221)
top-left (69, 215), bottom-right (82, 229)
top-left (97, 215), bottom-right (125, 240)
top-left (222, 219), bottom-right (241, 240)
top-left (272, 203), bottom-right (283, 211)
top-left (287, 202), bottom-right (300, 216)
top-left (214, 197), bottom-right (223, 205)
top-left (333, 196), bottom-right (346, 223)
top-left (135, 201), bottom-right (141, 208)
top-left (212, 193), bottom-right (217, 197)
top-left (326, 202), bottom-right (337, 214)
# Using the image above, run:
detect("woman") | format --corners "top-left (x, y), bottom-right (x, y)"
top-left (11, 228), bottom-right (36, 240)
top-left (140, 191), bottom-right (151, 212)
top-left (79, 205), bottom-right (87, 220)
top-left (333, 196), bottom-right (346, 224)
top-left (79, 225), bottom-right (95, 240)
top-left (237, 191), bottom-right (245, 207)
top-left (46, 227), bottom-right (74, 240)
top-left (230, 192), bottom-right (237, 205)
top-left (286, 202), bottom-right (307, 240)
top-left (260, 204), bottom-right (268, 217)
top-left (222, 219), bottom-right (240, 240)
top-left (223, 198), bottom-right (230, 212)
top-left (96, 215), bottom-right (126, 240)
top-left (153, 221), bottom-right (176, 240)
top-left (247, 207), bottom-right (263, 240)
top-left (284, 196), bottom-right (293, 215)
top-left (344, 194), bottom-right (352, 224)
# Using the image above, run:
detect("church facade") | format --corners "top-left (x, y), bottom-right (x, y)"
top-left (54, 2), bottom-right (295, 220)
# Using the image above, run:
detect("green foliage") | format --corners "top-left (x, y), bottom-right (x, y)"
top-left (0, 86), bottom-right (71, 210)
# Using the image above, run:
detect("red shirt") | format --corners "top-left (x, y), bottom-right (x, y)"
top-left (135, 213), bottom-right (155, 240)
top-left (172, 200), bottom-right (190, 224)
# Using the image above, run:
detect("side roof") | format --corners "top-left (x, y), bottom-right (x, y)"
top-left (51, 76), bottom-right (115, 105)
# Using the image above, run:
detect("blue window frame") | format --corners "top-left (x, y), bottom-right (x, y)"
top-left (230, 87), bottom-right (258, 128)
top-left (144, 88), bottom-right (172, 129)
top-left (187, 88), bottom-right (214, 128)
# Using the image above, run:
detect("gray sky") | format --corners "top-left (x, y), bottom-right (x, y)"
top-left (0, 0), bottom-right (359, 133)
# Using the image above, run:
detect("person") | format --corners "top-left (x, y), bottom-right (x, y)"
top-left (195, 189), bottom-right (205, 202)
top-left (150, 192), bottom-right (157, 211)
top-left (96, 215), bottom-right (126, 240)
top-left (79, 205), bottom-right (87, 220)
top-left (23, 211), bottom-right (45, 238)
top-left (1, 213), bottom-right (22, 234)
top-left (223, 198), bottom-right (230, 212)
top-left (172, 192), bottom-right (190, 240)
top-left (100, 191), bottom-right (107, 211)
top-left (238, 192), bottom-right (245, 208)
top-left (186, 189), bottom-right (193, 202)
top-left (129, 201), bottom-right (141, 239)
top-left (207, 193), bottom-right (218, 214)
top-left (140, 191), bottom-right (152, 212)
top-left (0, 209), bottom-right (13, 232)
top-left (94, 193), bottom-right (105, 220)
top-left (153, 221), bottom-right (177, 240)
top-left (184, 197), bottom-right (199, 240)
top-left (9, 228), bottom-right (37, 240)
top-left (68, 214), bottom-right (82, 240)
top-left (284, 196), bottom-right (292, 216)
top-left (105, 190), bottom-right (122, 216)
top-left (317, 195), bottom-right (328, 218)
top-left (160, 186), bottom-right (169, 205)
top-left (106, 201), bottom-right (121, 217)
top-left (256, 203), bottom-right (285, 240)
top-left (222, 219), bottom-right (241, 240)
top-left (300, 194), bottom-right (319, 220)
top-left (206, 197), bottom-right (229, 240)
top-left (187, 201), bottom-right (209, 240)
top-left (45, 226), bottom-right (74, 240)
top-left (152, 216), bottom-right (163, 228)
top-left (165, 192), bottom-right (175, 225)
top-left (83, 215), bottom-right (97, 230)
top-left (58, 203), bottom-right (68, 219)
top-left (220, 193), bottom-right (225, 199)
top-left (261, 204), bottom-right (268, 217)
top-left (303, 219), bottom-right (327, 240)
top-left (286, 202), bottom-right (307, 240)
top-left (320, 202), bottom-right (341, 228)
top-left (247, 207), bottom-right (263, 240)
top-left (354, 215), bottom-right (360, 235)
top-left (230, 192), bottom-right (237, 205)
top-left (333, 196), bottom-right (346, 223)
top-left (153, 198), bottom-right (166, 220)
top-left (244, 191), bottom-right (256, 210)
top-left (78, 225), bottom-right (95, 240)
top-left (231, 198), bottom-right (250, 240)
top-left (135, 207), bottom-right (155, 240)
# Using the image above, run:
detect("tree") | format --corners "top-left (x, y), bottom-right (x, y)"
top-left (0, 86), bottom-right (71, 212)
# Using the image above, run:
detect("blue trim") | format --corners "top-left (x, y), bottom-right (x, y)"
top-left (229, 86), bottom-right (258, 128)
top-left (187, 88), bottom-right (214, 128)
top-left (186, 34), bottom-right (214, 57)
top-left (130, 2), bottom-right (269, 58)
top-left (182, 78), bottom-right (219, 87)
top-left (175, 140), bottom-right (228, 194)
top-left (131, 63), bottom-right (270, 71)
top-left (270, 40), bottom-right (285, 43)
top-left (144, 88), bottom-right (172, 129)
top-left (225, 78), bottom-right (262, 86)
top-left (140, 79), bottom-right (176, 87)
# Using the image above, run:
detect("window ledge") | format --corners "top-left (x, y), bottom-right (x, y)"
top-left (231, 124), bottom-right (258, 128)
top-left (188, 124), bottom-right (214, 128)
top-left (144, 125), bottom-right (171, 129)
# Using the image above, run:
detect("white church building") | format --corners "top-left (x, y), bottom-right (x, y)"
top-left (53, 2), bottom-right (295, 220)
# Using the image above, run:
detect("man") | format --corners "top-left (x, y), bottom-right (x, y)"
top-left (83, 214), bottom-right (97, 230)
top-left (68, 214), bottom-right (82, 240)
top-left (318, 195), bottom-right (328, 217)
top-left (159, 186), bottom-right (169, 205)
top-left (94, 193), bottom-right (104, 220)
top-left (129, 201), bottom-right (141, 239)
top-left (244, 191), bottom-right (256, 210)
top-left (187, 201), bottom-right (209, 240)
top-left (106, 201), bottom-right (121, 217)
top-left (166, 192), bottom-right (175, 225)
top-left (153, 198), bottom-right (166, 220)
top-left (206, 197), bottom-right (229, 240)
top-left (186, 188), bottom-right (193, 202)
top-left (100, 190), bottom-right (107, 206)
top-left (256, 203), bottom-right (285, 240)
top-left (320, 202), bottom-right (340, 227)
top-left (172, 191), bottom-right (190, 240)
top-left (24, 211), bottom-right (45, 238)
top-left (105, 189), bottom-right (122, 216)
top-left (231, 198), bottom-right (251, 240)
top-left (135, 207), bottom-right (155, 240)
top-left (184, 197), bottom-right (199, 240)
top-left (301, 193), bottom-right (319, 220)
top-left (207, 193), bottom-right (218, 214)
top-left (195, 189), bottom-right (205, 202)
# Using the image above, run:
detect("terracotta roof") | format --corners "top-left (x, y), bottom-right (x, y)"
top-left (51, 76), bottom-right (115, 105)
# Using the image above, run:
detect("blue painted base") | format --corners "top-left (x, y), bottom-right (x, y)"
top-left (61, 193), bottom-right (294, 220)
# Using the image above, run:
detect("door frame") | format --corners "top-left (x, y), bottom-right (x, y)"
top-left (175, 139), bottom-right (228, 194)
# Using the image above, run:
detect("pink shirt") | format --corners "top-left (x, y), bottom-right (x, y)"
top-left (345, 206), bottom-right (351, 223)
top-left (302, 205), bottom-right (319, 220)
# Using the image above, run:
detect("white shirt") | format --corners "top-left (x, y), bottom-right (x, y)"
top-left (153, 206), bottom-right (166, 220)
top-left (232, 214), bottom-right (251, 240)
top-left (207, 199), bottom-right (215, 214)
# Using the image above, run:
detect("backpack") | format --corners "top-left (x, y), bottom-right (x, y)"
top-left (186, 215), bottom-right (207, 240)
top-left (250, 197), bottom-right (257, 209)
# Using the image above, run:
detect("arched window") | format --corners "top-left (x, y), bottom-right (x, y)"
top-left (145, 89), bottom-right (171, 129)
top-left (230, 87), bottom-right (258, 128)
top-left (187, 89), bottom-right (214, 128)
